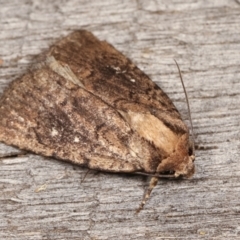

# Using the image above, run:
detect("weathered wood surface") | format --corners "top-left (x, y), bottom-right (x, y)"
top-left (0, 0), bottom-right (240, 239)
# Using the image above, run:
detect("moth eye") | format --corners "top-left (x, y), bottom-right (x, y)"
top-left (188, 147), bottom-right (193, 156)
top-left (161, 170), bottom-right (175, 175)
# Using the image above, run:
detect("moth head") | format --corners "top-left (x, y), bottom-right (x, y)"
top-left (174, 153), bottom-right (195, 178)
top-left (175, 142), bottom-right (195, 178)
top-left (156, 133), bottom-right (195, 178)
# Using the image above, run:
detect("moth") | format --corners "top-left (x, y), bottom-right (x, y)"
top-left (0, 30), bottom-right (195, 211)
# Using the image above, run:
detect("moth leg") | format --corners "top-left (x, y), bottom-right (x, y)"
top-left (81, 169), bottom-right (91, 183)
top-left (81, 169), bottom-right (100, 183)
top-left (136, 176), bottom-right (158, 213)
top-left (0, 151), bottom-right (28, 159)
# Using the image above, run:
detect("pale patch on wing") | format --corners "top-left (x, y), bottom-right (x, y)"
top-left (73, 136), bottom-right (80, 143)
top-left (46, 56), bottom-right (85, 88)
top-left (51, 128), bottom-right (59, 137)
top-left (119, 111), bottom-right (179, 156)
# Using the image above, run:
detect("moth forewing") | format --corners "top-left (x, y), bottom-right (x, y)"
top-left (0, 30), bottom-right (195, 211)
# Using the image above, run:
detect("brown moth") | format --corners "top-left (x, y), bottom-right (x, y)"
top-left (0, 30), bottom-right (195, 211)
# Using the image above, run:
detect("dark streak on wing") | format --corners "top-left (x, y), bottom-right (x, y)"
top-left (48, 30), bottom-right (187, 135)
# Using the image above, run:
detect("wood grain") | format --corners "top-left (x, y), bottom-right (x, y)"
top-left (0, 0), bottom-right (240, 239)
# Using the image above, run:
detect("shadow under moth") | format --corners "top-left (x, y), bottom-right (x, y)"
top-left (0, 30), bottom-right (195, 211)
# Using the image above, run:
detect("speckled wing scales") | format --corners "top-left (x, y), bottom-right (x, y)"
top-left (0, 63), bottom-right (160, 173)
top-left (48, 30), bottom-right (187, 134)
top-left (0, 30), bottom-right (195, 212)
top-left (0, 30), bottom-right (195, 179)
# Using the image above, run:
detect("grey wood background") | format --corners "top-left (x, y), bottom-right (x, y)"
top-left (0, 0), bottom-right (240, 239)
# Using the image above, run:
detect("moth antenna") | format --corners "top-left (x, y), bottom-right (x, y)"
top-left (174, 59), bottom-right (195, 155)
top-left (135, 172), bottom-right (175, 178)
